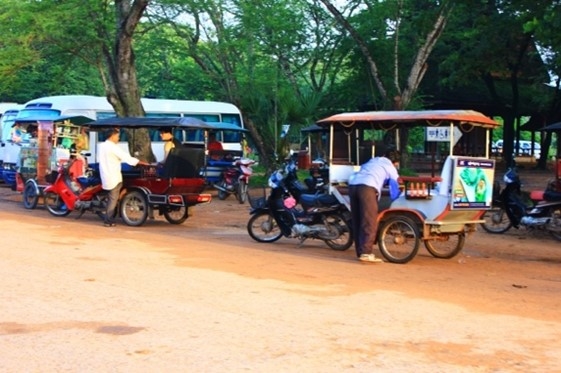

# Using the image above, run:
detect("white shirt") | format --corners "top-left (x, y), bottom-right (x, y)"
top-left (98, 140), bottom-right (139, 190)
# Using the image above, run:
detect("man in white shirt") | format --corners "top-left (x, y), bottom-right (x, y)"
top-left (348, 148), bottom-right (400, 263)
top-left (98, 128), bottom-right (149, 227)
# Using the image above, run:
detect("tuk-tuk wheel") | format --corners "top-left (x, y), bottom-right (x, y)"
top-left (377, 216), bottom-right (420, 264)
top-left (424, 234), bottom-right (465, 259)
top-left (120, 190), bottom-right (148, 226)
top-left (23, 181), bottom-right (39, 209)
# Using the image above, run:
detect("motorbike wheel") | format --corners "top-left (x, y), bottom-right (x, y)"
top-left (247, 211), bottom-right (283, 243)
top-left (120, 190), bottom-right (148, 227)
top-left (548, 208), bottom-right (561, 242)
top-left (323, 213), bottom-right (353, 251)
top-left (424, 234), bottom-right (465, 259)
top-left (23, 181), bottom-right (39, 209)
top-left (481, 207), bottom-right (512, 234)
top-left (44, 192), bottom-right (71, 217)
top-left (236, 180), bottom-right (248, 204)
top-left (217, 181), bottom-right (229, 201)
top-left (164, 206), bottom-right (189, 225)
top-left (377, 216), bottom-right (420, 264)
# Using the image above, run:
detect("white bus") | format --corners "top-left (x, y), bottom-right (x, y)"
top-left (0, 105), bottom-right (24, 183)
top-left (17, 95), bottom-right (245, 162)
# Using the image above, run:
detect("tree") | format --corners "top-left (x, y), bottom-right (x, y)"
top-left (0, 0), bottom-right (154, 161)
top-left (150, 0), bottom-right (349, 168)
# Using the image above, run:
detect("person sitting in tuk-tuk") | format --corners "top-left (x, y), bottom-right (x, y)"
top-left (208, 132), bottom-right (224, 160)
top-left (159, 127), bottom-right (181, 162)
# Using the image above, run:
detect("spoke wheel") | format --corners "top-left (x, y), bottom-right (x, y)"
top-left (164, 206), bottom-right (189, 224)
top-left (120, 190), bottom-right (148, 226)
top-left (548, 208), bottom-right (561, 242)
top-left (237, 179), bottom-right (248, 204)
top-left (377, 216), bottom-right (420, 264)
top-left (23, 182), bottom-right (39, 209)
top-left (424, 234), bottom-right (465, 259)
top-left (323, 213), bottom-right (353, 251)
top-left (247, 211), bottom-right (283, 242)
top-left (44, 192), bottom-right (71, 217)
top-left (481, 207), bottom-right (512, 233)
top-left (217, 181), bottom-right (229, 200)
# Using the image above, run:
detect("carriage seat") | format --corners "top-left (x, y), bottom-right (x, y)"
top-left (161, 146), bottom-right (205, 178)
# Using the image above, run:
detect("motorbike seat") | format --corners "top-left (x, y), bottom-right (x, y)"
top-left (300, 193), bottom-right (339, 208)
top-left (77, 176), bottom-right (101, 188)
top-left (543, 190), bottom-right (561, 202)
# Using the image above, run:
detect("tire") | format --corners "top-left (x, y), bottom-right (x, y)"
top-left (44, 192), bottom-right (71, 217)
top-left (120, 190), bottom-right (148, 226)
top-left (548, 208), bottom-right (561, 242)
top-left (23, 181), bottom-right (39, 209)
top-left (164, 206), bottom-right (189, 224)
top-left (424, 234), bottom-right (465, 259)
top-left (323, 213), bottom-right (353, 251)
top-left (247, 211), bottom-right (283, 243)
top-left (377, 216), bottom-right (420, 264)
top-left (217, 181), bottom-right (229, 200)
top-left (236, 179), bottom-right (248, 204)
top-left (481, 207), bottom-right (512, 234)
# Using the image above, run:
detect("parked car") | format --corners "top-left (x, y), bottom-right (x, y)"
top-left (492, 139), bottom-right (541, 158)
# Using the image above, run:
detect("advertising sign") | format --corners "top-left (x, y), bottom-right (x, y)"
top-left (451, 157), bottom-right (495, 209)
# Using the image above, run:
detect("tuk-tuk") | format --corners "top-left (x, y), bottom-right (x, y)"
top-left (198, 121), bottom-right (250, 184)
top-left (85, 117), bottom-right (214, 226)
top-left (316, 110), bottom-right (499, 263)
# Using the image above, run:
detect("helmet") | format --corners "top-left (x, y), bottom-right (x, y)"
top-left (268, 170), bottom-right (285, 189)
top-left (503, 168), bottom-right (519, 185)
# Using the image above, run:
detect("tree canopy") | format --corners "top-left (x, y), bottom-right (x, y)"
top-left (0, 0), bottom-right (560, 167)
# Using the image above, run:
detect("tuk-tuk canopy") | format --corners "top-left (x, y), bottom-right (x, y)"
top-left (206, 121), bottom-right (248, 132)
top-left (85, 116), bottom-right (213, 130)
top-left (13, 115), bottom-right (94, 127)
top-left (316, 110), bottom-right (499, 129)
top-left (301, 124), bottom-right (325, 133)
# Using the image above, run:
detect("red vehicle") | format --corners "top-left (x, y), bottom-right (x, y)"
top-left (42, 156), bottom-right (106, 218)
top-left (75, 117), bottom-right (214, 226)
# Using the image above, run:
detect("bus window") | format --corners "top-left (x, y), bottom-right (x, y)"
top-left (221, 113), bottom-right (242, 126)
top-left (222, 130), bottom-right (242, 143)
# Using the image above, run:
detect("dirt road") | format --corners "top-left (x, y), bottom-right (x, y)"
top-left (0, 185), bottom-right (560, 372)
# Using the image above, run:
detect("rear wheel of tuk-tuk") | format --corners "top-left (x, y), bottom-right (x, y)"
top-left (377, 216), bottom-right (420, 264)
top-left (44, 192), bottom-right (71, 217)
top-left (120, 190), bottom-right (148, 226)
top-left (163, 206), bottom-right (189, 224)
top-left (23, 181), bottom-right (39, 209)
top-left (424, 233), bottom-right (465, 259)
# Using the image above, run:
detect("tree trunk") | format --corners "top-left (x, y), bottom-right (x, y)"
top-left (101, 0), bottom-right (155, 162)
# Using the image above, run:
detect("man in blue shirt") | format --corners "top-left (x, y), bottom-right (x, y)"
top-left (349, 148), bottom-right (400, 263)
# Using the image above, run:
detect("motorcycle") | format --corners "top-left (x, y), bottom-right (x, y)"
top-left (246, 164), bottom-right (353, 251)
top-left (481, 167), bottom-right (561, 241)
top-left (42, 157), bottom-right (108, 219)
top-left (214, 157), bottom-right (256, 204)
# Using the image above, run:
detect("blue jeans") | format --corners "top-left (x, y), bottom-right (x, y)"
top-left (104, 182), bottom-right (122, 224)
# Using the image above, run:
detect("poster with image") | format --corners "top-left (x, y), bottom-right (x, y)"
top-left (451, 157), bottom-right (495, 209)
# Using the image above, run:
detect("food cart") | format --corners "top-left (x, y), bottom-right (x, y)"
top-left (13, 115), bottom-right (93, 209)
top-left (315, 110), bottom-right (499, 263)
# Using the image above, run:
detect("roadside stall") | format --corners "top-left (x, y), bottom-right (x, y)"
top-left (315, 110), bottom-right (499, 263)
top-left (11, 115), bottom-right (92, 209)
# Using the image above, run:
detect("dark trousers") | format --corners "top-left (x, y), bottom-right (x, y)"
top-left (104, 182), bottom-right (122, 224)
top-left (349, 184), bottom-right (379, 257)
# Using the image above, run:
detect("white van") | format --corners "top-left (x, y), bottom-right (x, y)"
top-left (493, 139), bottom-right (541, 159)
